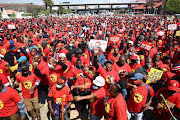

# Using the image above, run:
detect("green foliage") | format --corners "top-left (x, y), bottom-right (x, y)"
top-left (42, 0), bottom-right (54, 10)
top-left (166, 0), bottom-right (180, 14)
top-left (21, 13), bottom-right (32, 16)
top-left (57, 5), bottom-right (72, 15)
top-left (119, 9), bottom-right (127, 14)
top-left (8, 12), bottom-right (16, 18)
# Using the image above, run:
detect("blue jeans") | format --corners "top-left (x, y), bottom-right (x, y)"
top-left (88, 110), bottom-right (103, 120)
top-left (121, 88), bottom-right (126, 99)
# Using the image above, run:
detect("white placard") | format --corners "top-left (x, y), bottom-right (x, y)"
top-left (89, 39), bottom-right (108, 52)
top-left (8, 24), bottom-right (16, 29)
top-left (168, 24), bottom-right (177, 30)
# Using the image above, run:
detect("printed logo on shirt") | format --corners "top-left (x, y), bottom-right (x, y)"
top-left (106, 75), bottom-right (113, 84)
top-left (134, 93), bottom-right (143, 103)
top-left (161, 53), bottom-right (166, 59)
top-left (56, 95), bottom-right (66, 104)
top-left (105, 102), bottom-right (110, 113)
top-left (83, 53), bottom-right (87, 59)
top-left (158, 40), bottom-right (162, 44)
top-left (132, 69), bottom-right (135, 73)
top-left (90, 98), bottom-right (94, 103)
top-left (50, 74), bottom-right (57, 82)
top-left (0, 69), bottom-right (3, 73)
top-left (24, 80), bottom-right (32, 89)
top-left (0, 100), bottom-right (4, 109)
top-left (118, 69), bottom-right (125, 77)
top-left (1, 49), bottom-right (6, 55)
top-left (139, 55), bottom-right (144, 61)
top-left (161, 99), bottom-right (171, 110)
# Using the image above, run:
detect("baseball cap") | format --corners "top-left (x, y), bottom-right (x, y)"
top-left (104, 60), bottom-right (113, 65)
top-left (168, 80), bottom-right (179, 92)
top-left (57, 76), bottom-right (66, 83)
top-left (93, 76), bottom-right (105, 87)
top-left (130, 55), bottom-right (138, 60)
top-left (59, 53), bottom-right (66, 58)
top-left (116, 79), bottom-right (127, 90)
top-left (9, 45), bottom-right (16, 50)
top-left (130, 73), bottom-right (143, 80)
top-left (21, 64), bottom-right (29, 71)
top-left (17, 56), bottom-right (27, 63)
top-left (172, 64), bottom-right (180, 71)
top-left (128, 40), bottom-right (134, 45)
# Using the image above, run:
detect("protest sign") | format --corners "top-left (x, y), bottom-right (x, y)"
top-left (139, 41), bottom-right (153, 51)
top-left (168, 24), bottom-right (177, 30)
top-left (8, 24), bottom-right (16, 29)
top-left (89, 39), bottom-right (108, 52)
top-left (109, 35), bottom-right (120, 44)
top-left (146, 68), bottom-right (163, 84)
top-left (175, 31), bottom-right (180, 36)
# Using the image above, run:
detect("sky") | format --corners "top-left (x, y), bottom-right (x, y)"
top-left (0, 0), bottom-right (133, 5)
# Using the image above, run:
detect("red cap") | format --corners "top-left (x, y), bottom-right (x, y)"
top-left (168, 80), bottom-right (179, 92)
top-left (57, 77), bottom-right (66, 83)
top-left (130, 55), bottom-right (138, 60)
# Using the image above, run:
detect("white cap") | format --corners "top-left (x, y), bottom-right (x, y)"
top-left (93, 76), bottom-right (105, 87)
top-left (128, 40), bottom-right (134, 45)
top-left (59, 53), bottom-right (66, 58)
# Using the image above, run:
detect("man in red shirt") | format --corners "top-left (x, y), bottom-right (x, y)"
top-left (32, 54), bottom-right (49, 107)
top-left (127, 73), bottom-right (154, 120)
top-left (48, 77), bottom-right (73, 120)
top-left (105, 79), bottom-right (128, 120)
top-left (113, 55), bottom-right (132, 98)
top-left (153, 80), bottom-right (180, 120)
top-left (74, 76), bottom-right (106, 120)
top-left (0, 78), bottom-right (26, 120)
top-left (15, 64), bottom-right (41, 120)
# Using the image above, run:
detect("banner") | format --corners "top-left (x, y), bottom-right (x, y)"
top-left (175, 31), bottom-right (180, 36)
top-left (109, 35), bottom-right (120, 44)
top-left (89, 39), bottom-right (108, 52)
top-left (168, 24), bottom-right (177, 30)
top-left (139, 41), bottom-right (153, 51)
top-left (146, 68), bottom-right (163, 84)
top-left (8, 24), bottom-right (16, 29)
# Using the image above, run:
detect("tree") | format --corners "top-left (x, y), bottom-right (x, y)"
top-left (166, 0), bottom-right (180, 14)
top-left (58, 5), bottom-right (64, 15)
top-left (42, 0), bottom-right (54, 11)
top-left (149, 2), bottom-right (155, 14)
top-left (144, 3), bottom-right (149, 14)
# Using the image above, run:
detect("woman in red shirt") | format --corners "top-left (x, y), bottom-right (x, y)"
top-left (105, 79), bottom-right (128, 120)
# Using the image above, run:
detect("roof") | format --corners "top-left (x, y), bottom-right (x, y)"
top-left (133, 1), bottom-right (163, 10)
top-left (0, 6), bottom-right (4, 8)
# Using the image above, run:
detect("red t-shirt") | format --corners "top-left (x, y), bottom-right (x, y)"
top-left (97, 66), bottom-right (119, 96)
top-left (90, 87), bottom-right (106, 116)
top-left (153, 87), bottom-right (180, 120)
top-left (106, 94), bottom-right (127, 120)
top-left (82, 49), bottom-right (92, 66)
top-left (0, 73), bottom-right (9, 86)
top-left (48, 85), bottom-right (73, 105)
top-left (74, 76), bottom-right (91, 91)
top-left (0, 87), bottom-right (22, 117)
top-left (16, 73), bottom-right (39, 99)
top-left (0, 44), bottom-right (8, 56)
top-left (35, 61), bottom-right (49, 85)
top-left (68, 67), bottom-right (83, 86)
top-left (0, 61), bottom-right (9, 76)
top-left (113, 63), bottom-right (132, 79)
top-left (127, 84), bottom-right (154, 113)
top-left (130, 63), bottom-right (142, 73)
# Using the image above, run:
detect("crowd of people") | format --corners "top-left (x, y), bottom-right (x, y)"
top-left (0, 15), bottom-right (179, 120)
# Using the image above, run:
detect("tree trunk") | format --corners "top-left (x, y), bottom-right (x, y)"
top-left (45, 4), bottom-right (47, 10)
